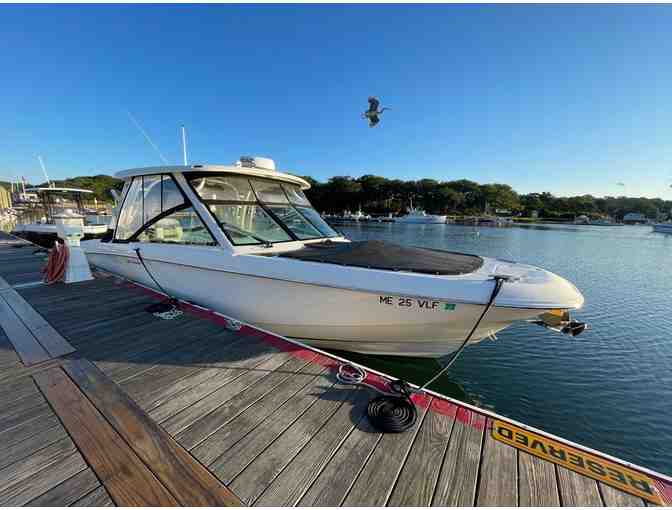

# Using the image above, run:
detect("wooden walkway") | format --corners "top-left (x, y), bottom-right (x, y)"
top-left (0, 231), bottom-right (670, 507)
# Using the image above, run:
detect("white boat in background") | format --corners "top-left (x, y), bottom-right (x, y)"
top-left (82, 156), bottom-right (586, 358)
top-left (12, 187), bottom-right (110, 246)
top-left (652, 223), bottom-right (672, 234)
top-left (396, 204), bottom-right (447, 224)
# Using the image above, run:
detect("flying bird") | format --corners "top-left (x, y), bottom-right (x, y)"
top-left (362, 96), bottom-right (390, 127)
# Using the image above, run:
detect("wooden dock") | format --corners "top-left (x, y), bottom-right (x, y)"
top-left (0, 231), bottom-right (670, 507)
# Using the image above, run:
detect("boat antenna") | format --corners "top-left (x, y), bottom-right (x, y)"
top-left (181, 125), bottom-right (188, 166)
top-left (37, 155), bottom-right (52, 188)
top-left (126, 111), bottom-right (169, 164)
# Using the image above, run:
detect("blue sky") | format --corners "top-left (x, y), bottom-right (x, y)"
top-left (1, 4), bottom-right (672, 198)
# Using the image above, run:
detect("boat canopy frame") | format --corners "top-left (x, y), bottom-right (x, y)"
top-left (30, 188), bottom-right (91, 224)
top-left (109, 170), bottom-right (337, 250)
top-left (111, 174), bottom-right (219, 246)
top-left (184, 172), bottom-right (338, 247)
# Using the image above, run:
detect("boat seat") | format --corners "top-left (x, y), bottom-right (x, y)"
top-left (276, 240), bottom-right (483, 275)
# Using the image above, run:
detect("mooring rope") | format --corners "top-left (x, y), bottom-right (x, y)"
top-left (134, 248), bottom-right (183, 320)
top-left (336, 275), bottom-right (508, 434)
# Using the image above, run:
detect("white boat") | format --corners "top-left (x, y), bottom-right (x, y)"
top-left (652, 223), bottom-right (672, 234)
top-left (396, 204), bottom-right (447, 224)
top-left (82, 156), bottom-right (586, 358)
top-left (12, 187), bottom-right (110, 246)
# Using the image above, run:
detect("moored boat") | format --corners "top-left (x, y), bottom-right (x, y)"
top-left (82, 156), bottom-right (586, 357)
top-left (652, 223), bottom-right (672, 234)
top-left (12, 187), bottom-right (110, 247)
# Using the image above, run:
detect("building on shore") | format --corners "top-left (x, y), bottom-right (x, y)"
top-left (623, 212), bottom-right (647, 224)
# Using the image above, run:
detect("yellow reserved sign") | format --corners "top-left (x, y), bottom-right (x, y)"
top-left (492, 420), bottom-right (663, 505)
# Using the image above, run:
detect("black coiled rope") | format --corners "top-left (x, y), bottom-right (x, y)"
top-left (367, 380), bottom-right (417, 433)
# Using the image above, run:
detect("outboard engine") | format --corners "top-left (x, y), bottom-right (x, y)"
top-left (531, 310), bottom-right (588, 337)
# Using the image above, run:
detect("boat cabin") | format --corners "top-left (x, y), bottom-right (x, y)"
top-left (108, 157), bottom-right (343, 253)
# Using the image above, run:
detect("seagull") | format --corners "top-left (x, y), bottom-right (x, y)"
top-left (362, 96), bottom-right (390, 127)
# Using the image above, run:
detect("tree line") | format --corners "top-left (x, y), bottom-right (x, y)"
top-left (4, 173), bottom-right (670, 220)
top-left (301, 175), bottom-right (672, 220)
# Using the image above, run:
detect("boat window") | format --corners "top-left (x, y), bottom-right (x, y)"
top-left (137, 207), bottom-right (216, 246)
top-left (281, 184), bottom-right (311, 206)
top-left (208, 204), bottom-right (292, 245)
top-left (295, 206), bottom-right (339, 237)
top-left (250, 179), bottom-right (289, 204)
top-left (142, 175), bottom-right (162, 225)
top-left (162, 175), bottom-right (184, 211)
top-left (265, 205), bottom-right (322, 240)
top-left (190, 175), bottom-right (255, 202)
top-left (115, 174), bottom-right (185, 241)
top-left (115, 177), bottom-right (144, 240)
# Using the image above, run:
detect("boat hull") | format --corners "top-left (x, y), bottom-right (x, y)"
top-left (12, 224), bottom-right (109, 248)
top-left (653, 224), bottom-right (672, 234)
top-left (83, 248), bottom-right (558, 357)
top-left (396, 216), bottom-right (447, 224)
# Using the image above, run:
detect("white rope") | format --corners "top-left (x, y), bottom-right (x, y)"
top-left (336, 363), bottom-right (367, 385)
top-left (153, 307), bottom-right (183, 320)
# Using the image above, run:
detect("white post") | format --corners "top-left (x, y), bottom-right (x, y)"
top-left (54, 220), bottom-right (94, 283)
top-left (181, 125), bottom-right (188, 165)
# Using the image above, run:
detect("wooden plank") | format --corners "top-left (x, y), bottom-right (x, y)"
top-left (71, 485), bottom-right (115, 507)
top-left (33, 367), bottom-right (179, 506)
top-left (1, 289), bottom-right (75, 358)
top-left (0, 413), bottom-right (61, 450)
top-left (214, 372), bottom-right (342, 488)
top-left (169, 352), bottom-right (306, 442)
top-left (99, 321), bottom-right (224, 382)
top-left (147, 343), bottom-right (278, 422)
top-left (0, 296), bottom-right (50, 365)
top-left (519, 451), bottom-right (561, 506)
top-left (432, 408), bottom-right (486, 507)
top-left (118, 332), bottom-right (248, 407)
top-left (62, 358), bottom-right (241, 506)
top-left (297, 411), bottom-right (382, 506)
top-left (557, 466), bottom-right (603, 506)
top-left (26, 469), bottom-right (100, 507)
top-left (0, 437), bottom-right (76, 497)
top-left (476, 418), bottom-right (519, 506)
top-left (0, 357), bottom-right (63, 386)
top-left (1, 421), bottom-right (66, 470)
top-left (187, 358), bottom-right (323, 462)
top-left (2, 454), bottom-right (88, 507)
top-left (599, 482), bottom-right (646, 507)
top-left (341, 399), bottom-right (431, 506)
top-left (0, 396), bottom-right (49, 435)
top-left (388, 403), bottom-right (456, 507)
top-left (0, 376), bottom-right (39, 407)
top-left (253, 388), bottom-right (373, 507)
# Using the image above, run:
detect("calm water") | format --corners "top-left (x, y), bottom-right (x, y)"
top-left (335, 222), bottom-right (672, 476)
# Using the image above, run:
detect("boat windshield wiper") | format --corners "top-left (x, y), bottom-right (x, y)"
top-left (218, 221), bottom-right (274, 248)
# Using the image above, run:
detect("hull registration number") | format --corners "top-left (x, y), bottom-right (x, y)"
top-left (378, 295), bottom-right (456, 311)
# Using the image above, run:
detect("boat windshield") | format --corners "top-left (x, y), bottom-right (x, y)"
top-left (188, 174), bottom-right (339, 245)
